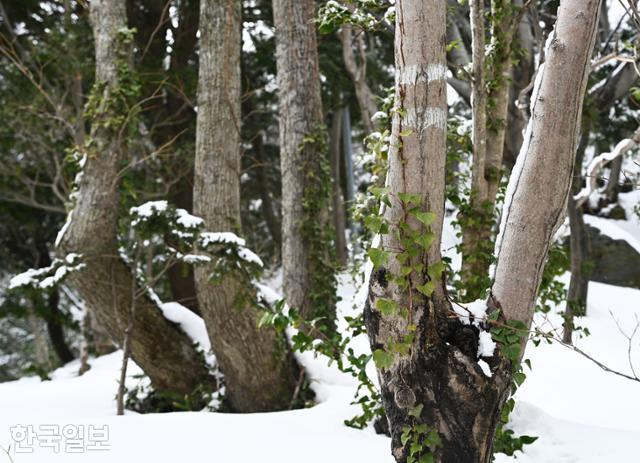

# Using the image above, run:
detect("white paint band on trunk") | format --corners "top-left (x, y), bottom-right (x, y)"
top-left (402, 107), bottom-right (447, 133)
top-left (396, 63), bottom-right (447, 85)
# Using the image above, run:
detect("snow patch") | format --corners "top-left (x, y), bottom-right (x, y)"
top-left (478, 330), bottom-right (497, 358)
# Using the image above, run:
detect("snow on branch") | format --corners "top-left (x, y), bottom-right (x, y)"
top-left (574, 127), bottom-right (640, 208)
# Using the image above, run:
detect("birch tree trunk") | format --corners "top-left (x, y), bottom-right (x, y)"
top-left (273, 0), bottom-right (337, 332)
top-left (193, 0), bottom-right (300, 412)
top-left (57, 0), bottom-right (209, 395)
top-left (366, 1), bottom-right (600, 461)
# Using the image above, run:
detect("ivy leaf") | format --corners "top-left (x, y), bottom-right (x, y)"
top-left (513, 371), bottom-right (526, 386)
top-left (416, 281), bottom-right (435, 297)
top-left (419, 455), bottom-right (434, 463)
top-left (368, 247), bottom-right (390, 268)
top-left (520, 435), bottom-right (538, 445)
top-left (408, 403), bottom-right (423, 418)
top-left (364, 216), bottom-right (385, 234)
top-left (401, 426), bottom-right (412, 446)
top-left (373, 349), bottom-right (394, 370)
top-left (426, 429), bottom-right (442, 448)
top-left (415, 232), bottom-right (436, 250)
top-left (415, 211), bottom-right (436, 227)
top-left (398, 192), bottom-right (422, 205)
top-left (427, 261), bottom-right (446, 280)
top-left (375, 298), bottom-right (398, 316)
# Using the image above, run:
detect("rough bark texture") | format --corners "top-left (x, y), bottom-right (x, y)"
top-left (273, 0), bottom-right (336, 326)
top-left (365, 2), bottom-right (511, 461)
top-left (366, 2), bottom-right (601, 461)
top-left (57, 0), bottom-right (209, 395)
top-left (493, 0), bottom-right (600, 327)
top-left (193, 0), bottom-right (299, 413)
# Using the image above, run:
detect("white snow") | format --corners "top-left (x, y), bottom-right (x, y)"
top-left (478, 330), bottom-right (496, 358)
top-left (237, 248), bottom-right (264, 267)
top-left (452, 298), bottom-right (488, 326)
top-left (158, 302), bottom-right (212, 365)
top-left (199, 232), bottom-right (246, 247)
top-left (175, 209), bottom-right (204, 229)
top-left (478, 359), bottom-right (493, 377)
top-left (583, 214), bottom-right (640, 254)
top-left (2, 211), bottom-right (640, 462)
top-left (130, 200), bottom-right (168, 218)
top-left (1, 271), bottom-right (639, 462)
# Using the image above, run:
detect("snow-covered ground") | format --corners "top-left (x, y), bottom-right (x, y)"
top-left (0, 275), bottom-right (638, 462)
top-left (1, 206), bottom-right (639, 462)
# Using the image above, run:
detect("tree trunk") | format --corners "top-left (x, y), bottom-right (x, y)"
top-left (37, 243), bottom-right (75, 364)
top-left (366, 1), bottom-right (600, 461)
top-left (273, 0), bottom-right (337, 331)
top-left (341, 20), bottom-right (378, 135)
top-left (193, 0), bottom-right (300, 413)
top-left (45, 288), bottom-right (75, 365)
top-left (57, 0), bottom-right (209, 396)
top-left (564, 132), bottom-right (591, 343)
top-left (604, 155), bottom-right (623, 203)
top-left (461, 1), bottom-right (522, 300)
top-left (27, 299), bottom-right (52, 371)
top-left (253, 133), bottom-right (283, 253)
top-left (493, 1), bottom-right (600, 327)
top-left (330, 110), bottom-right (348, 267)
top-left (164, 0), bottom-right (200, 315)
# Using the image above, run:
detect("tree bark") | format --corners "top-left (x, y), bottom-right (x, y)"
top-left (330, 110), bottom-right (348, 267)
top-left (273, 0), bottom-right (337, 330)
top-left (493, 0), bottom-right (600, 327)
top-left (45, 288), bottom-right (75, 365)
top-left (37, 242), bottom-right (75, 364)
top-left (366, 1), bottom-right (600, 461)
top-left (57, 0), bottom-right (209, 395)
top-left (460, 1), bottom-right (522, 299)
top-left (604, 155), bottom-right (623, 203)
top-left (253, 133), bottom-right (283, 253)
top-left (564, 132), bottom-right (591, 344)
top-left (341, 20), bottom-right (378, 135)
top-left (193, 0), bottom-right (300, 413)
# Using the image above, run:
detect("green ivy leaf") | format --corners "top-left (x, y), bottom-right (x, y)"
top-left (368, 247), bottom-right (390, 268)
top-left (415, 211), bottom-right (436, 227)
top-left (408, 403), bottom-right (423, 418)
top-left (427, 261), bottom-right (446, 280)
top-left (401, 426), bottom-right (412, 446)
top-left (415, 232), bottom-right (436, 249)
top-left (426, 429), bottom-right (442, 448)
top-left (416, 281), bottom-right (435, 297)
top-left (513, 371), bottom-right (526, 386)
top-left (372, 349), bottom-right (394, 370)
top-left (398, 192), bottom-right (422, 205)
top-left (375, 298), bottom-right (398, 316)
